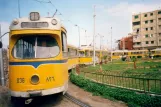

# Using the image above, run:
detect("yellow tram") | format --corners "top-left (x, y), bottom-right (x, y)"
top-left (9, 12), bottom-right (68, 99)
top-left (67, 45), bottom-right (79, 71)
top-left (78, 48), bottom-right (92, 65)
top-left (150, 48), bottom-right (161, 58)
top-left (111, 50), bottom-right (149, 60)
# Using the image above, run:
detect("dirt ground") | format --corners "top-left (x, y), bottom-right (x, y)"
top-left (68, 81), bottom-right (127, 107)
top-left (0, 82), bottom-right (127, 107)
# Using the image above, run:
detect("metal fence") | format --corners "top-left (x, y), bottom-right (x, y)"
top-left (82, 71), bottom-right (161, 95)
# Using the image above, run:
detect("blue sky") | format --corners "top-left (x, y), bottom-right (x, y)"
top-left (0, 0), bottom-right (161, 49)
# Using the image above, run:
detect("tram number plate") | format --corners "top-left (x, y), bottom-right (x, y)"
top-left (17, 78), bottom-right (25, 83)
top-left (46, 77), bottom-right (55, 82)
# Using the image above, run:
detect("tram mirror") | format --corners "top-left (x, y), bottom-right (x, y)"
top-left (0, 41), bottom-right (2, 48)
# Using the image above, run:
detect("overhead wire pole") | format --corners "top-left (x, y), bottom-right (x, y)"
top-left (85, 30), bottom-right (87, 46)
top-left (93, 5), bottom-right (96, 67)
top-left (98, 34), bottom-right (104, 50)
top-left (75, 25), bottom-right (80, 49)
top-left (111, 27), bottom-right (113, 62)
top-left (78, 26), bottom-right (80, 48)
top-left (18, 0), bottom-right (21, 18)
top-left (0, 24), bottom-right (4, 86)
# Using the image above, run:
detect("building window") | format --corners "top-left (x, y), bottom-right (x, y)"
top-left (145, 28), bottom-right (148, 31)
top-left (151, 27), bottom-right (153, 30)
top-left (150, 34), bottom-right (153, 37)
top-left (144, 14), bottom-right (147, 17)
top-left (159, 18), bottom-right (161, 22)
top-left (159, 25), bottom-right (161, 29)
top-left (133, 21), bottom-right (140, 26)
top-left (150, 20), bottom-right (153, 23)
top-left (145, 34), bottom-right (148, 38)
top-left (146, 41), bottom-right (149, 44)
top-left (135, 15), bottom-right (139, 19)
top-left (150, 13), bottom-right (153, 16)
top-left (151, 41), bottom-right (154, 44)
top-left (159, 33), bottom-right (161, 36)
top-left (158, 11), bottom-right (161, 14)
top-left (137, 42), bottom-right (141, 45)
top-left (145, 21), bottom-right (148, 24)
top-left (159, 39), bottom-right (161, 43)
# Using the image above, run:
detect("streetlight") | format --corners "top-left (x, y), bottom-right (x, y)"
top-left (93, 5), bottom-right (96, 67)
top-left (75, 25), bottom-right (80, 49)
top-left (98, 33), bottom-right (104, 50)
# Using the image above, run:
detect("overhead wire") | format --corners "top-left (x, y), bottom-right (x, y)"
top-left (32, 0), bottom-right (105, 48)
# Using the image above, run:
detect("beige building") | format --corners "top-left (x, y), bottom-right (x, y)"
top-left (132, 9), bottom-right (161, 50)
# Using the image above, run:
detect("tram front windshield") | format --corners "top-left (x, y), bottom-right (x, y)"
top-left (13, 35), bottom-right (59, 59)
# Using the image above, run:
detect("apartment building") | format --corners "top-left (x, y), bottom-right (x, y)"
top-left (118, 34), bottom-right (133, 50)
top-left (132, 9), bottom-right (161, 50)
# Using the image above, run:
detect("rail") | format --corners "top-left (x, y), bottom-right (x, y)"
top-left (82, 71), bottom-right (161, 95)
top-left (64, 93), bottom-right (91, 107)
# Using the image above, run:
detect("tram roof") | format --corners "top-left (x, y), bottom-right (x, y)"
top-left (67, 44), bottom-right (78, 49)
top-left (9, 16), bottom-right (66, 31)
top-left (151, 48), bottom-right (161, 51)
top-left (112, 50), bottom-right (129, 52)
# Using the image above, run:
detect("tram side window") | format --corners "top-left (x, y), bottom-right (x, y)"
top-left (61, 32), bottom-right (68, 57)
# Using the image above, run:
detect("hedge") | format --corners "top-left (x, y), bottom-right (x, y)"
top-left (70, 72), bottom-right (161, 107)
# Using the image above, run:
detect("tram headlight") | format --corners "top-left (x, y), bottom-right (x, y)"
top-left (30, 12), bottom-right (40, 21)
top-left (12, 19), bottom-right (19, 25)
top-left (51, 19), bottom-right (57, 25)
top-left (31, 75), bottom-right (39, 85)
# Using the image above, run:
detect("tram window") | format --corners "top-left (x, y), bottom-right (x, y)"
top-left (79, 51), bottom-right (85, 57)
top-left (61, 32), bottom-right (67, 57)
top-left (36, 36), bottom-right (59, 58)
top-left (13, 35), bottom-right (59, 59)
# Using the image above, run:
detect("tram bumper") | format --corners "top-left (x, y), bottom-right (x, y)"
top-left (10, 83), bottom-right (68, 98)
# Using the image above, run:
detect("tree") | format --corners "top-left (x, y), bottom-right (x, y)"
top-left (131, 56), bottom-right (137, 69)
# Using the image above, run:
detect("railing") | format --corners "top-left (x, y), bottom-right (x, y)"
top-left (82, 71), bottom-right (161, 95)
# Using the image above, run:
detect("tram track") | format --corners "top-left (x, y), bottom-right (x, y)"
top-left (64, 93), bottom-right (91, 107)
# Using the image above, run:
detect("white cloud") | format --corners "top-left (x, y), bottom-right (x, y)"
top-left (0, 22), bottom-right (10, 48)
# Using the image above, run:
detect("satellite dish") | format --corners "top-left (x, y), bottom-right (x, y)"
top-left (0, 41), bottom-right (2, 48)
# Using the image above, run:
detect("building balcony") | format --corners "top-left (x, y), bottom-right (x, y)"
top-left (132, 18), bottom-right (141, 22)
top-left (141, 31), bottom-right (156, 34)
top-left (132, 25), bottom-right (140, 29)
top-left (142, 42), bottom-right (157, 47)
top-left (141, 16), bottom-right (156, 21)
top-left (157, 29), bottom-right (161, 33)
top-left (141, 23), bottom-right (156, 28)
top-left (142, 37), bottom-right (156, 41)
top-left (158, 14), bottom-right (161, 18)
top-left (158, 21), bottom-right (161, 25)
top-left (133, 45), bottom-right (142, 48)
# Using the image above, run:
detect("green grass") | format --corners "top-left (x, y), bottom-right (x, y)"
top-left (80, 60), bottom-right (161, 94)
top-left (70, 72), bottom-right (161, 107)
top-left (83, 60), bottom-right (161, 76)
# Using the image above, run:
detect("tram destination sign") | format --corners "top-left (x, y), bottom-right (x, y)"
top-left (21, 22), bottom-right (49, 28)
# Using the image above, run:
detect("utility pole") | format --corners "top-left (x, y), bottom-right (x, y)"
top-left (85, 30), bottom-right (87, 46)
top-left (0, 24), bottom-right (4, 86)
top-left (111, 27), bottom-right (113, 62)
top-left (18, 0), bottom-right (21, 18)
top-left (98, 34), bottom-right (104, 50)
top-left (93, 5), bottom-right (96, 66)
top-left (78, 26), bottom-right (80, 49)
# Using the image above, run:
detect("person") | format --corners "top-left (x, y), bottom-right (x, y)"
top-left (42, 41), bottom-right (47, 47)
